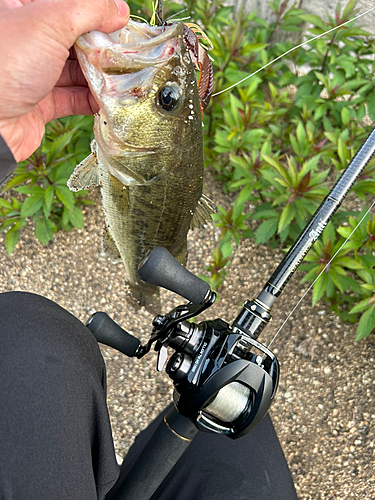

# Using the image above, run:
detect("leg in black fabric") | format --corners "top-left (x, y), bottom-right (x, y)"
top-left (117, 406), bottom-right (297, 500)
top-left (0, 292), bottom-right (119, 500)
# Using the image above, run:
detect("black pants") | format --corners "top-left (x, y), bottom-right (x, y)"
top-left (0, 292), bottom-right (297, 499)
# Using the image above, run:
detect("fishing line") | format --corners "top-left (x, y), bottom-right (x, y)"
top-left (129, 14), bottom-right (149, 23)
top-left (212, 5), bottom-right (375, 98)
top-left (169, 16), bottom-right (192, 22)
top-left (165, 8), bottom-right (189, 22)
top-left (267, 200), bottom-right (375, 350)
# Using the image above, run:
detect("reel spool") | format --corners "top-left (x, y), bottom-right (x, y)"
top-left (167, 323), bottom-right (279, 439)
top-left (205, 382), bottom-right (251, 422)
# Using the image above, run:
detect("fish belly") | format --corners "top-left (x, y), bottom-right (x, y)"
top-left (99, 162), bottom-right (202, 305)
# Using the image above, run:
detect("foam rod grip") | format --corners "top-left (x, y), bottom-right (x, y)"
top-left (87, 312), bottom-right (140, 358)
top-left (138, 247), bottom-right (210, 304)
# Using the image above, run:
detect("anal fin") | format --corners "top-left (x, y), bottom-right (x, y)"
top-left (190, 193), bottom-right (216, 230)
top-left (173, 241), bottom-right (188, 266)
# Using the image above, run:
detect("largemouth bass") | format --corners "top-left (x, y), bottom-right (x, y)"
top-left (68, 20), bottom-right (214, 306)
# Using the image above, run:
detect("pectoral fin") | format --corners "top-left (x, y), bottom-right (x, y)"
top-left (67, 141), bottom-right (99, 192)
top-left (190, 193), bottom-right (216, 230)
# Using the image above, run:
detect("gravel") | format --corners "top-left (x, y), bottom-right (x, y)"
top-left (1, 170), bottom-right (374, 499)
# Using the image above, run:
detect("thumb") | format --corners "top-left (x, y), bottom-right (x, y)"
top-left (66, 0), bottom-right (130, 38)
top-left (0, 0), bottom-right (129, 120)
top-left (20, 0), bottom-right (130, 49)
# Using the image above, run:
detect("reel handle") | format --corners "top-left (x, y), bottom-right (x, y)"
top-left (138, 247), bottom-right (211, 304)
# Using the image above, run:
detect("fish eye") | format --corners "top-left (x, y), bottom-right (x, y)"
top-left (158, 85), bottom-right (182, 111)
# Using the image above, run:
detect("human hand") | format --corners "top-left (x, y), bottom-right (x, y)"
top-left (0, 0), bottom-right (129, 162)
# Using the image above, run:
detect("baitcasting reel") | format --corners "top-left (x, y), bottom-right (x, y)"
top-left (87, 247), bottom-right (279, 439)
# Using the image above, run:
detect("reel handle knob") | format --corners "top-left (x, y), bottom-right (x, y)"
top-left (87, 312), bottom-right (141, 358)
top-left (138, 247), bottom-right (211, 304)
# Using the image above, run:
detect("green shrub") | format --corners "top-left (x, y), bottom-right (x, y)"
top-left (196, 0), bottom-right (375, 340)
top-left (0, 116), bottom-right (95, 253)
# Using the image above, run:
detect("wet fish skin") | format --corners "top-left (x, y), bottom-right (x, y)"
top-left (69, 21), bottom-right (211, 307)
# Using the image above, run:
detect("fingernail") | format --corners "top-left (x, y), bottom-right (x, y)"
top-left (113, 0), bottom-right (129, 18)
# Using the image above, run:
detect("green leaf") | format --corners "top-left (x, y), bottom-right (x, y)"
top-left (20, 194), bottom-right (44, 217)
top-left (300, 13), bottom-right (329, 30)
top-left (14, 185), bottom-right (34, 194)
top-left (337, 136), bottom-right (349, 166)
top-left (35, 218), bottom-right (56, 245)
top-left (255, 218), bottom-right (279, 245)
top-left (336, 257), bottom-right (362, 270)
top-left (278, 204), bottom-right (295, 234)
top-left (62, 206), bottom-right (71, 226)
top-left (44, 186), bottom-right (55, 211)
top-left (46, 129), bottom-right (76, 164)
top-left (337, 226), bottom-right (352, 238)
top-left (0, 198), bottom-right (13, 209)
top-left (329, 268), bottom-right (345, 292)
top-left (326, 276), bottom-right (335, 297)
top-left (342, 0), bottom-right (358, 19)
top-left (296, 121), bottom-right (307, 148)
top-left (357, 103), bottom-right (366, 121)
top-left (301, 266), bottom-right (320, 282)
top-left (220, 240), bottom-right (233, 259)
top-left (350, 298), bottom-right (373, 315)
top-left (312, 273), bottom-right (328, 306)
top-left (3, 173), bottom-right (32, 191)
top-left (313, 104), bottom-right (327, 121)
top-left (232, 200), bottom-right (244, 222)
top-left (366, 92), bottom-right (375, 123)
top-left (251, 208), bottom-right (279, 220)
top-left (55, 185), bottom-right (75, 210)
top-left (299, 155), bottom-right (320, 179)
top-left (322, 221), bottom-right (336, 246)
top-left (341, 107), bottom-right (350, 127)
top-left (68, 206), bottom-right (84, 229)
top-left (6, 227), bottom-right (19, 254)
top-left (356, 304), bottom-right (375, 341)
top-left (236, 185), bottom-right (255, 205)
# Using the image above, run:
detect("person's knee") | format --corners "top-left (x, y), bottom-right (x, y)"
top-left (0, 292), bottom-right (117, 499)
top-left (0, 291), bottom-right (104, 382)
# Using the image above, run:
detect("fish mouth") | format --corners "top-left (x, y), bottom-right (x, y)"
top-left (76, 20), bottom-right (184, 74)
top-left (116, 148), bottom-right (158, 157)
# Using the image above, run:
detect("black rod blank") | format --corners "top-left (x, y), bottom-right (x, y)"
top-left (261, 127), bottom-right (375, 307)
top-left (233, 128), bottom-right (375, 341)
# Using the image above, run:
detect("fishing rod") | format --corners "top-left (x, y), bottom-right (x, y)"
top-left (84, 2), bottom-right (375, 499)
top-left (86, 128), bottom-right (375, 500)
